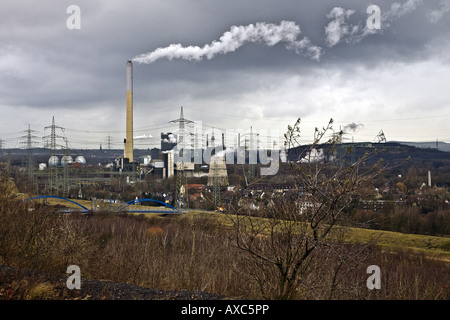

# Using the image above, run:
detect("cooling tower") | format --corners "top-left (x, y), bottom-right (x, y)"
top-left (125, 60), bottom-right (134, 162)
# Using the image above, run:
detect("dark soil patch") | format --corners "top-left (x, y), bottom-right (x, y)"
top-left (0, 265), bottom-right (227, 300)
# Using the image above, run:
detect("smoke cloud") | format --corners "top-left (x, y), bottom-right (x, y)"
top-left (324, 7), bottom-right (359, 47)
top-left (382, 0), bottom-right (423, 26)
top-left (325, 0), bottom-right (423, 47)
top-left (162, 134), bottom-right (177, 144)
top-left (343, 122), bottom-right (364, 133)
top-left (132, 20), bottom-right (322, 64)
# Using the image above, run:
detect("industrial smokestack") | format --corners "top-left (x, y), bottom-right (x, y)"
top-left (125, 60), bottom-right (134, 162)
top-left (428, 171), bottom-right (432, 187)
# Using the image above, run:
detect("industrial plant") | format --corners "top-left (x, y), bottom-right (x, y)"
top-left (0, 59), bottom-right (448, 213)
top-left (0, 60), bottom-right (269, 209)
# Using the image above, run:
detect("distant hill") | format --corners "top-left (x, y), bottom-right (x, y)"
top-left (287, 141), bottom-right (450, 167)
top-left (393, 141), bottom-right (450, 152)
top-left (2, 141), bottom-right (449, 168)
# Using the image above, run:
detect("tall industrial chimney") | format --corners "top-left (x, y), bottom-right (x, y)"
top-left (428, 171), bottom-right (432, 187)
top-left (125, 60), bottom-right (134, 163)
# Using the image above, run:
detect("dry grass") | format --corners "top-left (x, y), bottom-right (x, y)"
top-left (192, 210), bottom-right (450, 262)
top-left (27, 282), bottom-right (56, 300)
top-left (0, 173), bottom-right (448, 300)
top-left (343, 226), bottom-right (450, 262)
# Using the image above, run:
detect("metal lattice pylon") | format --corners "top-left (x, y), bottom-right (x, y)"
top-left (20, 124), bottom-right (39, 184)
top-left (374, 130), bottom-right (387, 143)
top-left (170, 107), bottom-right (194, 210)
top-left (43, 116), bottom-right (66, 196)
top-left (213, 160), bottom-right (221, 208)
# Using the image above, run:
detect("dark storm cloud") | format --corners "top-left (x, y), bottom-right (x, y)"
top-left (1, 0), bottom-right (449, 146)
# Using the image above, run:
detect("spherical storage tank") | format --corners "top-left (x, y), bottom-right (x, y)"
top-left (61, 155), bottom-right (73, 166)
top-left (75, 156), bottom-right (86, 165)
top-left (48, 155), bottom-right (60, 167)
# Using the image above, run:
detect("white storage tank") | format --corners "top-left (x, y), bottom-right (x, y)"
top-left (75, 155), bottom-right (86, 164)
top-left (61, 155), bottom-right (73, 166)
top-left (48, 155), bottom-right (60, 167)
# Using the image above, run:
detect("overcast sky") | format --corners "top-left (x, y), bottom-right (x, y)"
top-left (1, 0), bottom-right (449, 150)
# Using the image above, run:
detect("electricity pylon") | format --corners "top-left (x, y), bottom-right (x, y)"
top-left (213, 160), bottom-right (221, 208)
top-left (374, 130), bottom-right (387, 143)
top-left (170, 107), bottom-right (194, 210)
top-left (20, 124), bottom-right (39, 184)
top-left (43, 116), bottom-right (66, 196)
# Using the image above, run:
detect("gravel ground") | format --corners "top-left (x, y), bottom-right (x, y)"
top-left (0, 265), bottom-right (227, 300)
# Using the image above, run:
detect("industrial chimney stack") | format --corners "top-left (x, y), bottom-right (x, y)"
top-left (125, 60), bottom-right (134, 163)
top-left (428, 171), bottom-right (432, 187)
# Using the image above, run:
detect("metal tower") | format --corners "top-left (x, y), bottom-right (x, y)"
top-left (43, 116), bottom-right (66, 196)
top-left (213, 160), bottom-right (221, 208)
top-left (106, 134), bottom-right (112, 150)
top-left (62, 137), bottom-right (72, 198)
top-left (20, 124), bottom-right (39, 183)
top-left (170, 107), bottom-right (194, 210)
top-left (374, 130), bottom-right (387, 143)
top-left (248, 127), bottom-right (258, 179)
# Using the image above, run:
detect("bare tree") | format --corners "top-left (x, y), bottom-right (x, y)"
top-left (227, 118), bottom-right (386, 299)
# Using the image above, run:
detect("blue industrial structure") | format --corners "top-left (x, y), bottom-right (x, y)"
top-left (22, 196), bottom-right (179, 214)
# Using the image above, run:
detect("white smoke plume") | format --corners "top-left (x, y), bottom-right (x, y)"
top-left (382, 0), bottom-right (423, 25)
top-left (325, 0), bottom-right (423, 47)
top-left (133, 21), bottom-right (322, 63)
top-left (299, 148), bottom-right (324, 163)
top-left (324, 7), bottom-right (359, 47)
top-left (162, 134), bottom-right (177, 144)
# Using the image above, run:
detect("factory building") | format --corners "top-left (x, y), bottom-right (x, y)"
top-left (152, 150), bottom-right (174, 179)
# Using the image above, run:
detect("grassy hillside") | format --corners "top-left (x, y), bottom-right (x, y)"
top-left (344, 226), bottom-right (450, 262)
top-left (41, 197), bottom-right (450, 263)
top-left (135, 208), bottom-right (450, 263)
